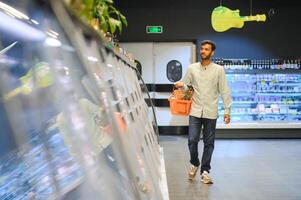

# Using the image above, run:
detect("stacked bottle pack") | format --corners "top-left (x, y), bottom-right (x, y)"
top-left (213, 58), bottom-right (301, 70)
top-left (214, 58), bottom-right (301, 123)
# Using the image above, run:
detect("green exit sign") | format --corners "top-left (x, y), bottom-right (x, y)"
top-left (146, 26), bottom-right (163, 34)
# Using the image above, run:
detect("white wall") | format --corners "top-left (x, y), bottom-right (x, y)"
top-left (121, 42), bottom-right (196, 126)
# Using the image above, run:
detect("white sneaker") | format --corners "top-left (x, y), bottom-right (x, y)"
top-left (201, 171), bottom-right (213, 184)
top-left (188, 165), bottom-right (199, 181)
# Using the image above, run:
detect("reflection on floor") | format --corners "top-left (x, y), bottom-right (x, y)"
top-left (160, 135), bottom-right (301, 200)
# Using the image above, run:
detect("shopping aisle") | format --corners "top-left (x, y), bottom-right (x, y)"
top-left (161, 136), bottom-right (301, 200)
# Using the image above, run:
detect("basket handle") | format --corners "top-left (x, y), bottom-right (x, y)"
top-left (172, 85), bottom-right (176, 92)
top-left (170, 85), bottom-right (177, 98)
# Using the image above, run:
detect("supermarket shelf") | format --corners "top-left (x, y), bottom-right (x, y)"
top-left (226, 113), bottom-right (258, 115)
top-left (217, 122), bottom-right (301, 129)
top-left (256, 92), bottom-right (287, 94)
top-left (257, 101), bottom-right (301, 104)
top-left (231, 93), bottom-right (255, 96)
top-left (219, 104), bottom-right (300, 106)
top-left (256, 92), bottom-right (301, 94)
top-left (263, 82), bottom-right (301, 85)
top-left (288, 105), bottom-right (301, 108)
top-left (218, 101), bottom-right (256, 104)
top-left (254, 91), bottom-right (301, 95)
top-left (256, 93), bottom-right (301, 96)
top-left (230, 91), bottom-right (255, 93)
top-left (256, 93), bottom-right (287, 96)
top-left (229, 113), bottom-right (287, 115)
top-left (218, 101), bottom-right (301, 104)
top-left (219, 113), bottom-right (289, 116)
top-left (225, 69), bottom-right (301, 74)
top-left (287, 82), bottom-right (301, 84)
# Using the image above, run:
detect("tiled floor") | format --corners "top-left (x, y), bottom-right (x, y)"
top-left (160, 136), bottom-right (301, 200)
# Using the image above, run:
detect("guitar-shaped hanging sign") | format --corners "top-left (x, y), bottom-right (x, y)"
top-left (211, 6), bottom-right (266, 32)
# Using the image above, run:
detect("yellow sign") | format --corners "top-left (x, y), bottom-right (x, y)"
top-left (211, 6), bottom-right (266, 32)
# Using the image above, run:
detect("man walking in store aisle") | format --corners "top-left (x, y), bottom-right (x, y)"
top-left (175, 40), bottom-right (232, 184)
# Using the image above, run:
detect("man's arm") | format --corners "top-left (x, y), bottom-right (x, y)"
top-left (218, 67), bottom-right (232, 123)
top-left (175, 66), bottom-right (192, 90)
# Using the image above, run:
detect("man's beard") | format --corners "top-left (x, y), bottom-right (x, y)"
top-left (201, 54), bottom-right (211, 60)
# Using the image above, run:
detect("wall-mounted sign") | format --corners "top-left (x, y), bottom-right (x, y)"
top-left (211, 6), bottom-right (266, 32)
top-left (146, 26), bottom-right (163, 34)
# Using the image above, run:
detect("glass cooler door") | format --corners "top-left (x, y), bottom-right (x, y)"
top-left (218, 74), bottom-right (257, 123)
top-left (0, 1), bottom-right (145, 199)
top-left (218, 72), bottom-right (301, 124)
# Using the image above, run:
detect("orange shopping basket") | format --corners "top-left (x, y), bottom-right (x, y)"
top-left (168, 87), bottom-right (192, 116)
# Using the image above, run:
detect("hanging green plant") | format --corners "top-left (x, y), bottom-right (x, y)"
top-left (69, 0), bottom-right (127, 34)
top-left (69, 0), bottom-right (94, 20)
top-left (94, 0), bottom-right (128, 34)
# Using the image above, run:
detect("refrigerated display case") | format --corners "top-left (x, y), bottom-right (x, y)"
top-left (0, 0), bottom-right (166, 199)
top-left (216, 59), bottom-right (301, 128)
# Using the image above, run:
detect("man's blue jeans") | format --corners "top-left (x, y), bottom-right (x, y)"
top-left (188, 115), bottom-right (217, 173)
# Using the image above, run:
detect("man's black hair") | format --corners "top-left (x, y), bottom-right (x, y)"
top-left (201, 40), bottom-right (216, 51)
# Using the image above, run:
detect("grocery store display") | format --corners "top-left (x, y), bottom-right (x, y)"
top-left (213, 58), bottom-right (301, 70)
top-left (213, 58), bottom-right (301, 123)
top-left (0, 0), bottom-right (165, 199)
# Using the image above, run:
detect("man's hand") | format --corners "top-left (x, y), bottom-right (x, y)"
top-left (174, 81), bottom-right (184, 88)
top-left (224, 114), bottom-right (230, 124)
